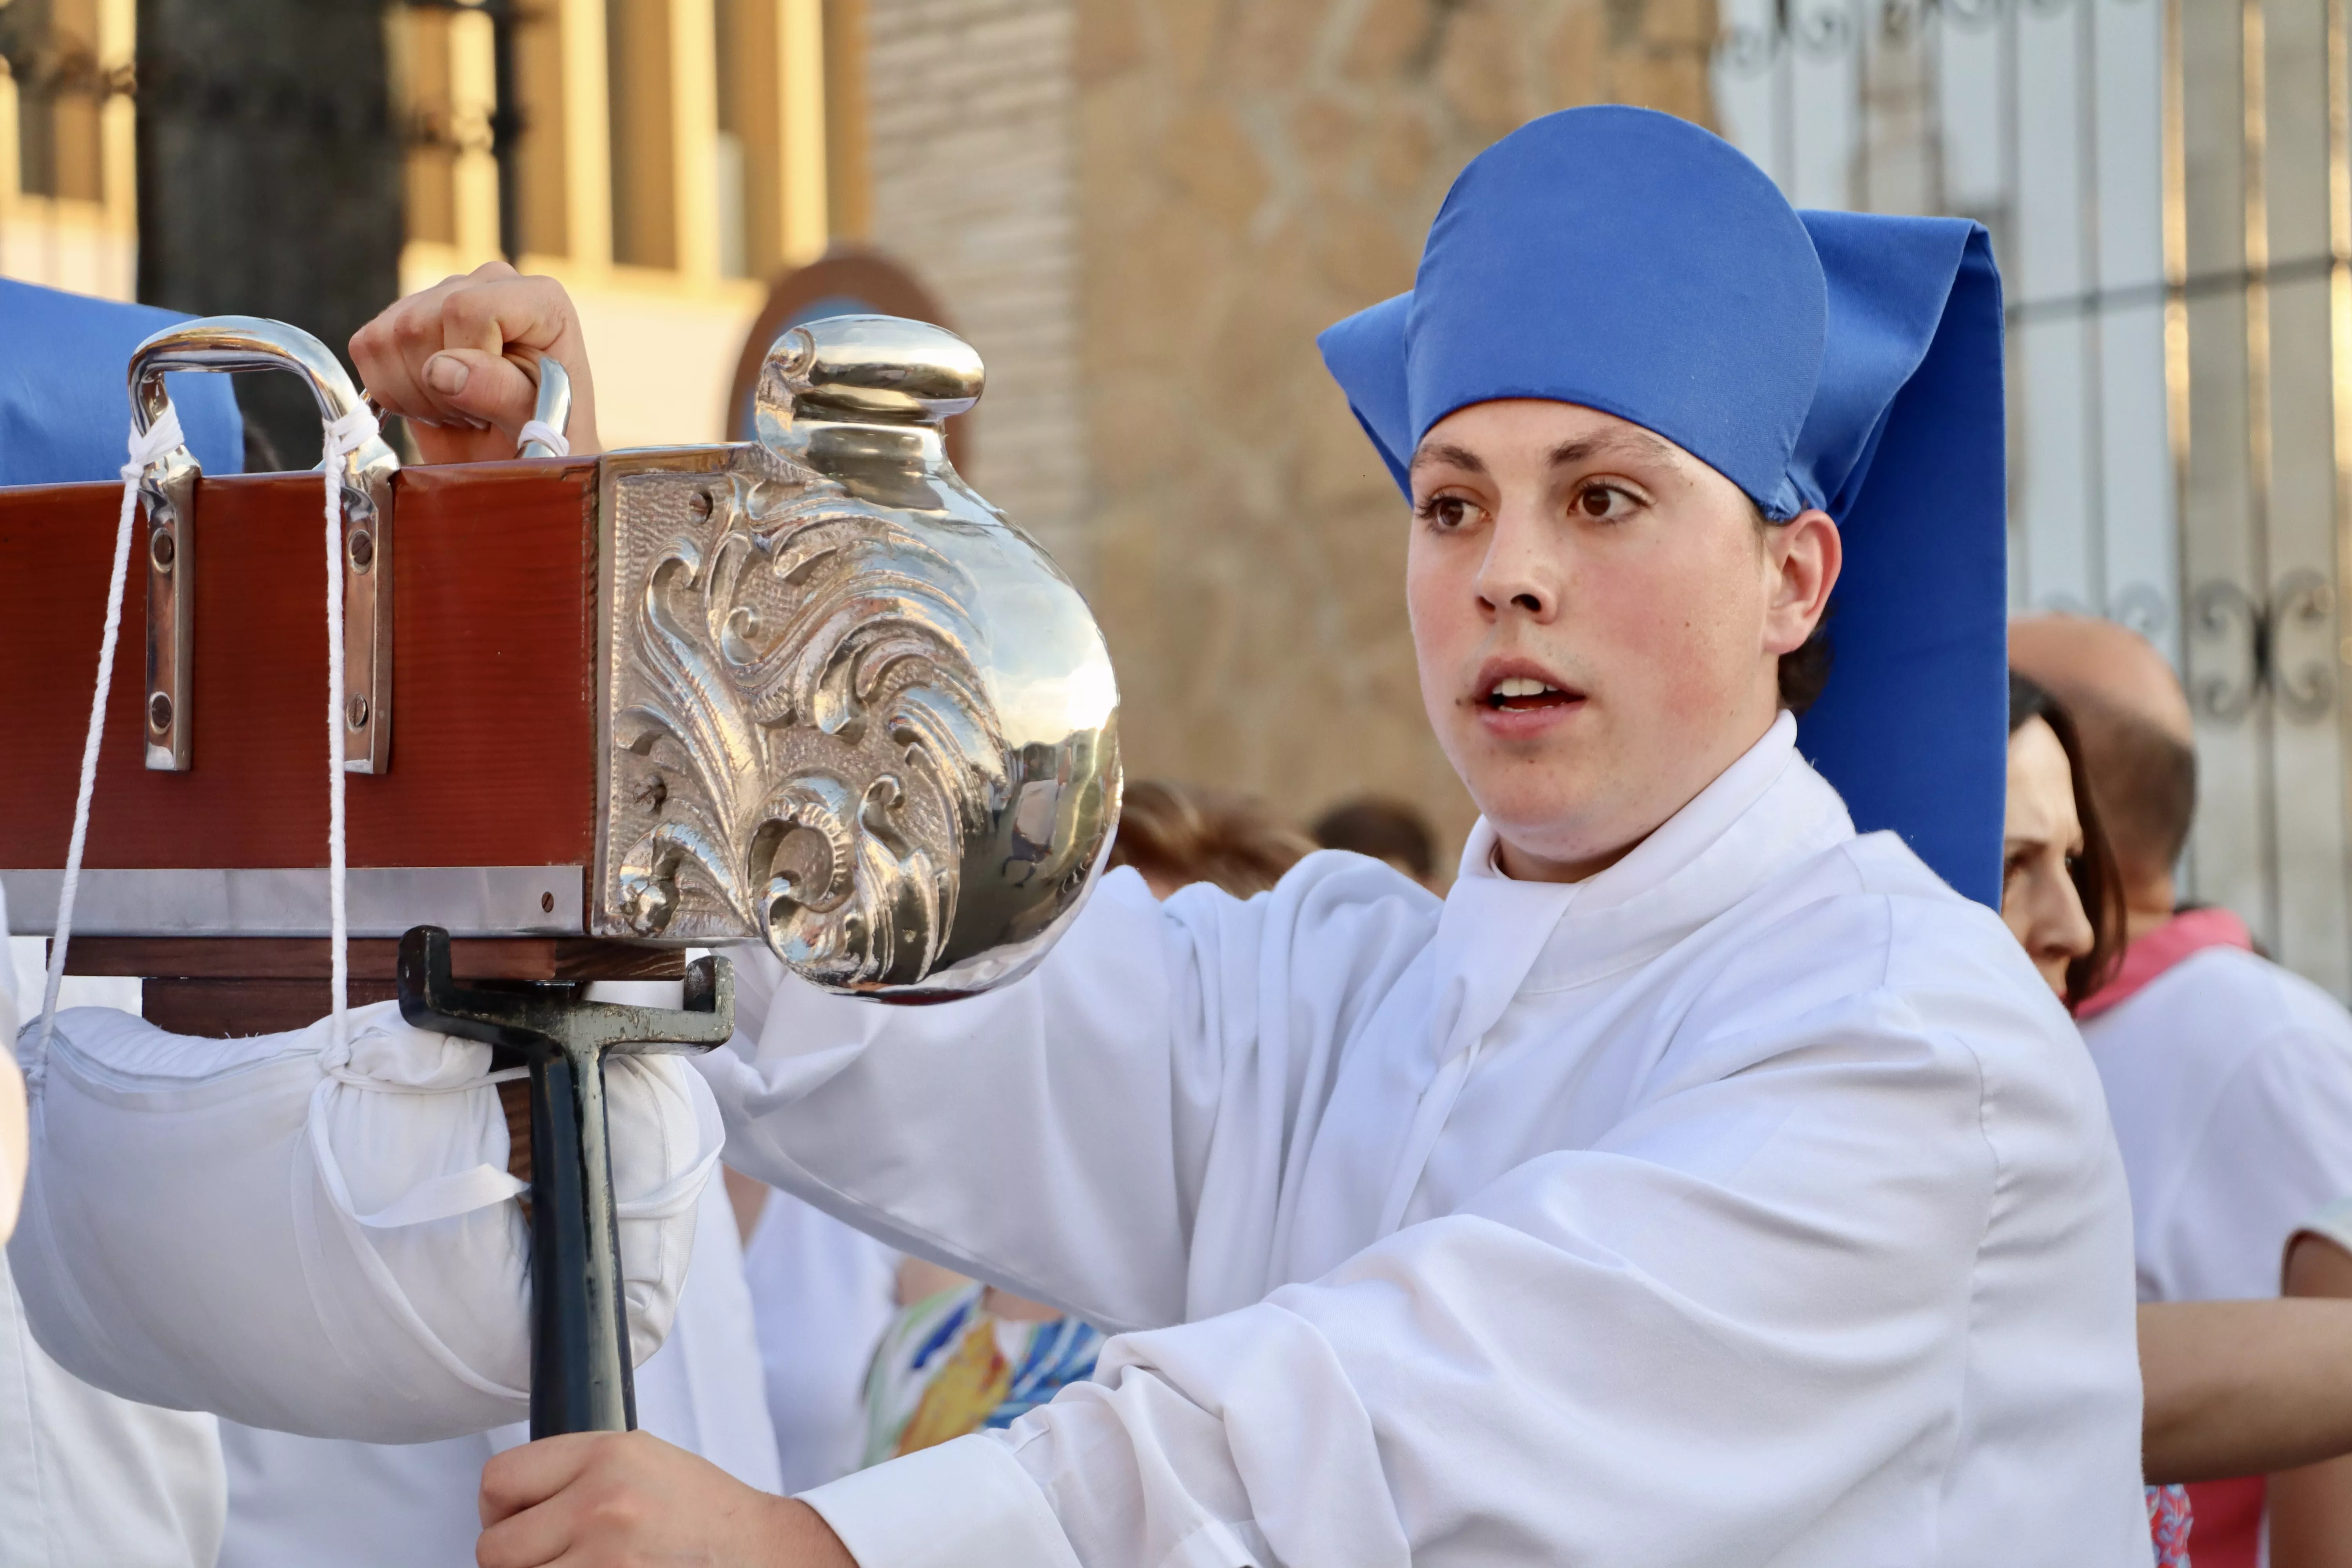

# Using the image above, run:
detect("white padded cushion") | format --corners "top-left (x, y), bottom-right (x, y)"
top-left (7, 1000), bottom-right (720, 1443)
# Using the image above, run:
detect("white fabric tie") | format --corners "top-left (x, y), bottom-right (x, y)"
top-left (35, 408), bottom-right (189, 1068)
top-left (321, 407), bottom-right (380, 1051)
top-left (516, 419), bottom-right (569, 457)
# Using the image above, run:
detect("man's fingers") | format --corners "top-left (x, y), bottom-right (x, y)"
top-left (478, 1432), bottom-right (607, 1527)
top-left (475, 1504), bottom-right (572, 1568)
top-left (438, 272), bottom-right (580, 365)
top-left (347, 262), bottom-right (600, 460)
top-left (423, 348), bottom-right (541, 437)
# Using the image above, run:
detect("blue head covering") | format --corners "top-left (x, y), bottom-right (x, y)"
top-left (1318, 107), bottom-right (2006, 906)
top-left (0, 277), bottom-right (244, 486)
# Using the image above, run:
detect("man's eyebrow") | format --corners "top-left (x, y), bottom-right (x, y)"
top-left (1408, 441), bottom-right (1486, 475)
top-left (1546, 429), bottom-right (1684, 470)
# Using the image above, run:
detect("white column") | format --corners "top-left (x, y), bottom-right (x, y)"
top-left (780, 0), bottom-right (829, 266)
top-left (450, 5), bottom-right (504, 265)
top-left (670, 0), bottom-right (722, 282)
top-left (560, 0), bottom-right (615, 271)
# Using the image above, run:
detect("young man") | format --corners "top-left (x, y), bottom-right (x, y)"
top-left (358, 108), bottom-right (2147, 1564)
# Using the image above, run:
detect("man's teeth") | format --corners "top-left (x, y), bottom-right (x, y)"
top-left (1494, 676), bottom-right (1555, 698)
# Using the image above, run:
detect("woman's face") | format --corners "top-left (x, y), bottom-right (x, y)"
top-left (2002, 715), bottom-right (2096, 998)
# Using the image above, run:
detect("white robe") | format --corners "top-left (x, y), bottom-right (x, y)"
top-left (212, 1174), bottom-right (780, 1568)
top-left (2084, 946), bottom-right (2352, 1302)
top-left (736, 1183), bottom-right (899, 1493)
top-left (0, 880), bottom-right (225, 1568)
top-left (702, 713), bottom-right (2149, 1566)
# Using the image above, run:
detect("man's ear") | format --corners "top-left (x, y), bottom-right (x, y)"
top-left (1763, 509), bottom-right (1840, 657)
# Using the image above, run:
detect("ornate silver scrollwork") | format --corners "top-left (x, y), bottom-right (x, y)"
top-left (593, 316), bottom-right (1121, 998)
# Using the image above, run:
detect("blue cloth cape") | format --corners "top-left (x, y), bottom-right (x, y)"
top-left (1318, 107), bottom-right (2006, 906)
top-left (0, 277), bottom-right (244, 486)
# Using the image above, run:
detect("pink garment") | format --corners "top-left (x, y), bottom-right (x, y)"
top-left (2074, 907), bottom-right (2254, 1023)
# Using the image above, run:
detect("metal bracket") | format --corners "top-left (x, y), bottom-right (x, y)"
top-left (126, 317), bottom-right (401, 773)
top-left (396, 925), bottom-right (733, 1438)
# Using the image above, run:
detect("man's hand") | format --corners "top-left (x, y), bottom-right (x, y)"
top-left (349, 261), bottom-right (601, 466)
top-left (478, 1430), bottom-right (856, 1568)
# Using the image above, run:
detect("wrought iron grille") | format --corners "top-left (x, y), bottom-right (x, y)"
top-left (1717, 0), bottom-right (2352, 997)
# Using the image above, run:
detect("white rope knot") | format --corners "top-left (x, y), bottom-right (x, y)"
top-left (122, 406), bottom-right (187, 481)
top-left (516, 419), bottom-right (570, 457)
top-left (325, 407), bottom-right (380, 461)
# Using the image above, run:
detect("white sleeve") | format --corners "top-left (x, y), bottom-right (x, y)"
top-left (794, 895), bottom-right (2143, 1568)
top-left (2156, 1010), bottom-right (2352, 1300)
top-left (9, 1000), bottom-right (722, 1442)
top-left (701, 858), bottom-right (1441, 1335)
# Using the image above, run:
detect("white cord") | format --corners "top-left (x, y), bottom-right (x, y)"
top-left (322, 407), bottom-right (380, 1052)
top-left (37, 408), bottom-right (188, 1064)
top-left (516, 419), bottom-right (569, 457)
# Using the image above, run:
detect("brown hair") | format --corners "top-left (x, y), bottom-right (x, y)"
top-left (2009, 671), bottom-right (2125, 1009)
top-left (1310, 797), bottom-right (1438, 882)
top-left (1107, 780), bottom-right (1318, 898)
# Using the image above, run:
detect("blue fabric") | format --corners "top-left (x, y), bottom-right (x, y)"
top-left (1316, 107), bottom-right (2007, 906)
top-left (0, 277), bottom-right (245, 486)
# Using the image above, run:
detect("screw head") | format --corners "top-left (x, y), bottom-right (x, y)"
top-left (147, 691), bottom-right (173, 732)
top-left (345, 694), bottom-right (370, 729)
top-left (540, 890), bottom-right (556, 914)
top-left (149, 527), bottom-right (176, 571)
top-left (689, 490), bottom-right (713, 520)
top-left (346, 529), bottom-right (374, 572)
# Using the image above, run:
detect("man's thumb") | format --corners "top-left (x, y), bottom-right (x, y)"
top-left (423, 348), bottom-right (538, 433)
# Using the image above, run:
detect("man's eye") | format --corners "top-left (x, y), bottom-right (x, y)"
top-left (1575, 484), bottom-right (1637, 519)
top-left (1419, 495), bottom-right (1479, 530)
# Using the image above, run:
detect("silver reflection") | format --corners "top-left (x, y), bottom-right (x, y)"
top-left (594, 315), bottom-right (1122, 998)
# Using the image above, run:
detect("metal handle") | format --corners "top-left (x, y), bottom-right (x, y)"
top-left (125, 317), bottom-right (400, 774)
top-left (519, 358), bottom-right (573, 459)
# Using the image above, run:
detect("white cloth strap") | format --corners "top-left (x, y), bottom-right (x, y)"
top-left (320, 407), bottom-right (380, 1051)
top-left (35, 408), bottom-right (191, 1065)
top-left (517, 419), bottom-right (570, 457)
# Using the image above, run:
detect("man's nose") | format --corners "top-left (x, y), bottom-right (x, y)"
top-left (1475, 508), bottom-right (1560, 620)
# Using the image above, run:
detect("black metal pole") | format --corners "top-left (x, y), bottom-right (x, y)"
top-left (397, 927), bottom-right (732, 1440)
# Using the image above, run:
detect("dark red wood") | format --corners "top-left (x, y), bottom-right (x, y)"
top-left (142, 978), bottom-right (401, 1037)
top-left (64, 936), bottom-right (683, 981)
top-left (0, 459), bottom-right (600, 871)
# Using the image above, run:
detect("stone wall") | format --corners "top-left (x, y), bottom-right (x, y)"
top-left (866, 0), bottom-right (1717, 860)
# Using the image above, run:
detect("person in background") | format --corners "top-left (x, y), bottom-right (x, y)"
top-left (1103, 780), bottom-right (1319, 901)
top-left (860, 780), bottom-right (1322, 1466)
top-left (2013, 615), bottom-right (2352, 1568)
top-left (1310, 796), bottom-right (1445, 892)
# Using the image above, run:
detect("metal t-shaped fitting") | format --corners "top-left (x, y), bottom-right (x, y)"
top-left (396, 925), bottom-right (734, 1438)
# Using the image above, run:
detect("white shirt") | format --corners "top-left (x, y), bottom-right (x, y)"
top-left (702, 713), bottom-right (2149, 1567)
top-left (214, 1172), bottom-right (779, 1568)
top-left (2085, 945), bottom-right (2352, 1303)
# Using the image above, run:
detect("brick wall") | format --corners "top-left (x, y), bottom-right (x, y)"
top-left (863, 0), bottom-right (1091, 577)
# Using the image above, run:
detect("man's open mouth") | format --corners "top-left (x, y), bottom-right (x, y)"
top-left (1485, 675), bottom-right (1579, 711)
